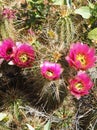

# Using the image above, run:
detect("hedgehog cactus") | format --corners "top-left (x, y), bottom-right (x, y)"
top-left (0, 0), bottom-right (97, 130)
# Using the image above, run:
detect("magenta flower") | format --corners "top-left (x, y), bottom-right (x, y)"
top-left (13, 43), bottom-right (35, 67)
top-left (2, 8), bottom-right (16, 19)
top-left (40, 61), bottom-right (63, 80)
top-left (69, 71), bottom-right (94, 99)
top-left (65, 42), bottom-right (96, 70)
top-left (0, 38), bottom-right (15, 61)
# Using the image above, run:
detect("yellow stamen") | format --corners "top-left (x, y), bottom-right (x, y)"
top-left (46, 71), bottom-right (53, 77)
top-left (75, 83), bottom-right (83, 90)
top-left (76, 54), bottom-right (86, 65)
top-left (19, 54), bottom-right (28, 63)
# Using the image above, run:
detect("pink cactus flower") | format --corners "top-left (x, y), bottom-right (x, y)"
top-left (0, 38), bottom-right (15, 61)
top-left (40, 61), bottom-right (63, 80)
top-left (65, 42), bottom-right (96, 70)
top-left (2, 8), bottom-right (16, 19)
top-left (13, 43), bottom-right (35, 67)
top-left (69, 71), bottom-right (94, 99)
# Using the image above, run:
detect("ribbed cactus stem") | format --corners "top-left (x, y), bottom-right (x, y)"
top-left (66, 0), bottom-right (72, 8)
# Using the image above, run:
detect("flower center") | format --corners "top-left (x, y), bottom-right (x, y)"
top-left (75, 83), bottom-right (83, 91)
top-left (7, 48), bottom-right (12, 55)
top-left (76, 54), bottom-right (86, 65)
top-left (46, 70), bottom-right (54, 77)
top-left (19, 54), bottom-right (28, 63)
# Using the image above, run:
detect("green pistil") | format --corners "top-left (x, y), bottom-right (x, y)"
top-left (19, 54), bottom-right (28, 63)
